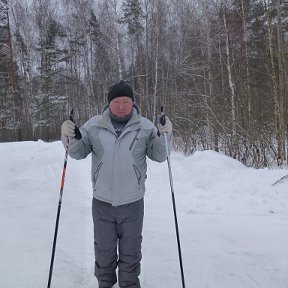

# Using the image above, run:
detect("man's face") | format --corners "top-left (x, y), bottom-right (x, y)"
top-left (109, 96), bottom-right (133, 117)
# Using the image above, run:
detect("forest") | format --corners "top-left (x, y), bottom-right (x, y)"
top-left (0, 0), bottom-right (288, 167)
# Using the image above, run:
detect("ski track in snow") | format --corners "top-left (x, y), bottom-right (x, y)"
top-left (0, 141), bottom-right (288, 288)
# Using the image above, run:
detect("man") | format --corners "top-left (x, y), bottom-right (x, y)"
top-left (61, 80), bottom-right (172, 288)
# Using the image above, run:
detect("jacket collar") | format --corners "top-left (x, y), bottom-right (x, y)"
top-left (97, 104), bottom-right (141, 132)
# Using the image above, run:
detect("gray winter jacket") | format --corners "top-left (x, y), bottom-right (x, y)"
top-left (63, 106), bottom-right (171, 206)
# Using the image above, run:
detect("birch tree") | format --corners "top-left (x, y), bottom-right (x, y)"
top-left (222, 3), bottom-right (237, 157)
top-left (10, 0), bottom-right (34, 136)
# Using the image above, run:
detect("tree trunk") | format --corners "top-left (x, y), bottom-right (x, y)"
top-left (223, 6), bottom-right (237, 157)
top-left (241, 0), bottom-right (252, 129)
top-left (7, 6), bottom-right (22, 140)
top-left (276, 0), bottom-right (286, 163)
top-left (267, 2), bottom-right (284, 165)
top-left (206, 8), bottom-right (216, 151)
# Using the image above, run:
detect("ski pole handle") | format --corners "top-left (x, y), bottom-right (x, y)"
top-left (161, 106), bottom-right (164, 115)
top-left (69, 109), bottom-right (75, 122)
top-left (160, 106), bottom-right (166, 126)
top-left (160, 106), bottom-right (170, 159)
top-left (69, 109), bottom-right (82, 140)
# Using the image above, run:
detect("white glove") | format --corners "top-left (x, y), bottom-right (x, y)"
top-left (158, 116), bottom-right (172, 134)
top-left (61, 120), bottom-right (76, 137)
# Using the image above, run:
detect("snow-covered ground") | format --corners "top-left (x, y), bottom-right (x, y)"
top-left (0, 140), bottom-right (288, 288)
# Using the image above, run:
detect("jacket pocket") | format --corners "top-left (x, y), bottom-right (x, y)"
top-left (133, 164), bottom-right (142, 187)
top-left (93, 161), bottom-right (103, 187)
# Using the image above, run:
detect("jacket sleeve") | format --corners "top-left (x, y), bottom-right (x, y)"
top-left (146, 127), bottom-right (172, 162)
top-left (61, 126), bottom-right (92, 160)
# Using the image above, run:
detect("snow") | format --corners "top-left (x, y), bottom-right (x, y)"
top-left (0, 140), bottom-right (288, 288)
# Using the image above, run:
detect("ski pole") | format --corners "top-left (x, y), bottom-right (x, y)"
top-left (161, 106), bottom-right (186, 288)
top-left (47, 110), bottom-right (75, 288)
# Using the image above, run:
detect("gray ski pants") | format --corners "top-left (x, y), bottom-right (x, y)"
top-left (92, 198), bottom-right (144, 288)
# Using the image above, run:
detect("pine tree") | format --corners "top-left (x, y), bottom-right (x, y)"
top-left (121, 0), bottom-right (144, 35)
top-left (34, 6), bottom-right (67, 140)
top-left (121, 0), bottom-right (146, 113)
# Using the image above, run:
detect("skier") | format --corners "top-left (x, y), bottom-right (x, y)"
top-left (61, 80), bottom-right (172, 288)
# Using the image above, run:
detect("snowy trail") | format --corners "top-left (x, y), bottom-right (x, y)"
top-left (143, 210), bottom-right (288, 288)
top-left (0, 141), bottom-right (288, 288)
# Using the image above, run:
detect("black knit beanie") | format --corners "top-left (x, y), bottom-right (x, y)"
top-left (107, 80), bottom-right (134, 103)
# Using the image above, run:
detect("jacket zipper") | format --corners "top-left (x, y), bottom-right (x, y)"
top-left (133, 164), bottom-right (141, 186)
top-left (129, 128), bottom-right (141, 150)
top-left (93, 161), bottom-right (103, 187)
